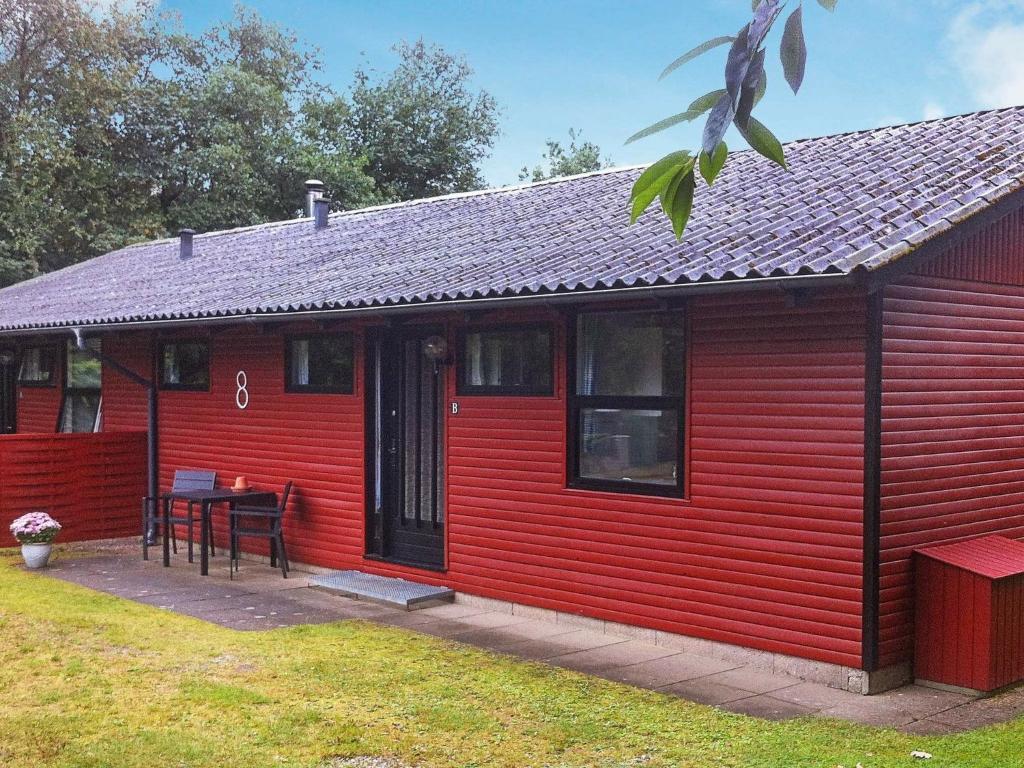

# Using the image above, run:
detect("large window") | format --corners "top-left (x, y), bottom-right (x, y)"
top-left (458, 324), bottom-right (553, 396)
top-left (18, 346), bottom-right (56, 386)
top-left (160, 340), bottom-right (210, 391)
top-left (569, 311), bottom-right (686, 496)
top-left (285, 334), bottom-right (354, 394)
top-left (59, 340), bottom-right (102, 432)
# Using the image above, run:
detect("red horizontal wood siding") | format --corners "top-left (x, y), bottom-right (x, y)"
top-left (439, 292), bottom-right (867, 666)
top-left (104, 327), bottom-right (367, 567)
top-left (880, 208), bottom-right (1024, 668)
top-left (98, 291), bottom-right (867, 667)
top-left (0, 432), bottom-right (146, 542)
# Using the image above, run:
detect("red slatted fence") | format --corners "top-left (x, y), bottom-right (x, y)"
top-left (0, 432), bottom-right (147, 543)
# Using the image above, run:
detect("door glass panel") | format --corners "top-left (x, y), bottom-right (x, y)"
top-left (402, 340), bottom-right (419, 522)
top-left (399, 338), bottom-right (444, 526)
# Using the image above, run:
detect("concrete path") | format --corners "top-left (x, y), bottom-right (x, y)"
top-left (44, 541), bottom-right (1024, 734)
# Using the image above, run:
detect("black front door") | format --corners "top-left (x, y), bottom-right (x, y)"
top-left (0, 350), bottom-right (15, 434)
top-left (367, 326), bottom-right (446, 569)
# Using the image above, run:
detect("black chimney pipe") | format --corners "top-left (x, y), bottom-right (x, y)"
top-left (314, 198), bottom-right (331, 230)
top-left (179, 229), bottom-right (195, 259)
top-left (304, 179), bottom-right (325, 217)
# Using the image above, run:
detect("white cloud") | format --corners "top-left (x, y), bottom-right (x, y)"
top-left (949, 2), bottom-right (1024, 108)
top-left (922, 102), bottom-right (946, 120)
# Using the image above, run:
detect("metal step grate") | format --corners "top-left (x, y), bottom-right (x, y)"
top-left (310, 570), bottom-right (454, 610)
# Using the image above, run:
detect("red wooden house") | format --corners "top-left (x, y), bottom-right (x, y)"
top-left (2, 108), bottom-right (1024, 694)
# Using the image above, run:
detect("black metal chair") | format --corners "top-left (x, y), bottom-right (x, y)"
top-left (229, 482), bottom-right (293, 579)
top-left (142, 469), bottom-right (217, 562)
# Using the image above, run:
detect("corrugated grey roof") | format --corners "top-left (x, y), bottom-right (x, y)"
top-left (2, 106), bottom-right (1024, 333)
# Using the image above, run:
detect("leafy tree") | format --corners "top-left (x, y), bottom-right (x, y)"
top-left (0, 0), bottom-right (156, 283)
top-left (0, 5), bottom-right (498, 288)
top-left (519, 128), bottom-right (609, 182)
top-left (346, 40), bottom-right (500, 201)
top-left (627, 0), bottom-right (838, 239)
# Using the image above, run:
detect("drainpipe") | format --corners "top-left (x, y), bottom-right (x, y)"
top-left (71, 328), bottom-right (159, 545)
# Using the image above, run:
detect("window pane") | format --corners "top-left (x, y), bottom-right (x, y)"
top-left (19, 347), bottom-right (54, 384)
top-left (578, 408), bottom-right (679, 486)
top-left (162, 342), bottom-right (209, 388)
top-left (288, 335), bottom-right (353, 392)
top-left (576, 312), bottom-right (684, 396)
top-left (60, 393), bottom-right (101, 433)
top-left (67, 340), bottom-right (101, 388)
top-left (462, 327), bottom-right (552, 393)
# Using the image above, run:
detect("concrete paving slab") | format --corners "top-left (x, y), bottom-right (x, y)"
top-left (816, 699), bottom-right (918, 728)
top-left (415, 603), bottom-right (494, 620)
top-left (547, 640), bottom-right (678, 675)
top-left (605, 653), bottom-right (741, 689)
top-left (700, 666), bottom-right (802, 695)
top-left (878, 685), bottom-right (973, 720)
top-left (925, 689), bottom-right (1024, 731)
top-left (659, 677), bottom-right (757, 706)
top-left (499, 630), bottom-right (628, 661)
top-left (452, 620), bottom-right (579, 650)
top-left (722, 694), bottom-right (819, 721)
top-left (769, 681), bottom-right (860, 710)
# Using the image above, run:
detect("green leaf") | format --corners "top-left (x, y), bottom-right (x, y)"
top-left (629, 151), bottom-right (692, 223)
top-left (622, 90), bottom-right (729, 145)
top-left (658, 36), bottom-right (735, 80)
top-left (817, 0), bottom-right (838, 10)
top-left (625, 111), bottom-right (700, 144)
top-left (660, 166), bottom-right (696, 240)
top-left (780, 5), bottom-right (807, 94)
top-left (698, 141), bottom-right (728, 186)
top-left (754, 70), bottom-right (767, 106)
top-left (688, 89), bottom-right (728, 115)
top-left (735, 116), bottom-right (786, 169)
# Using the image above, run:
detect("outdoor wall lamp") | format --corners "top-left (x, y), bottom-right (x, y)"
top-left (422, 335), bottom-right (450, 364)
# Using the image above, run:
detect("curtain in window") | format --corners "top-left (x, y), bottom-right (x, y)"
top-left (291, 340), bottom-right (311, 386)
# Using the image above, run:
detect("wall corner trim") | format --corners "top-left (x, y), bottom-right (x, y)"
top-left (862, 290), bottom-right (884, 671)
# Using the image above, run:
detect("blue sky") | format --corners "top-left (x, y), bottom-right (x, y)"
top-left (161, 0), bottom-right (1024, 186)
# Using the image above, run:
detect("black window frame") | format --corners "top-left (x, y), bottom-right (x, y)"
top-left (158, 339), bottom-right (211, 392)
top-left (17, 345), bottom-right (57, 388)
top-left (456, 322), bottom-right (555, 397)
top-left (57, 339), bottom-right (102, 433)
top-left (284, 332), bottom-right (356, 395)
top-left (566, 309), bottom-right (687, 499)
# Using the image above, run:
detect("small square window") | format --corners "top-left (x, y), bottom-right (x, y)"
top-left (458, 325), bottom-right (553, 396)
top-left (160, 341), bottom-right (210, 391)
top-left (286, 335), bottom-right (354, 394)
top-left (18, 347), bottom-right (56, 386)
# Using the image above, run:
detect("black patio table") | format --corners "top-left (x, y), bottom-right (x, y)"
top-left (161, 487), bottom-right (277, 576)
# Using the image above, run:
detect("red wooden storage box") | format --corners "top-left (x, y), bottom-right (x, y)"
top-left (914, 536), bottom-right (1024, 693)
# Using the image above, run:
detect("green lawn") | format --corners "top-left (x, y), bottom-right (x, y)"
top-left (0, 548), bottom-right (1021, 768)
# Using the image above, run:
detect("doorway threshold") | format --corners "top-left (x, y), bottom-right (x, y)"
top-left (310, 570), bottom-right (454, 610)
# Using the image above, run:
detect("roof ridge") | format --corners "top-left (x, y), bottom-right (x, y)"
top-left (780, 103), bottom-right (1024, 147)
top-left (114, 105), bottom-right (1024, 252)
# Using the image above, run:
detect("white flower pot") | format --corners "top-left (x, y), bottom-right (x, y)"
top-left (21, 543), bottom-right (53, 569)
